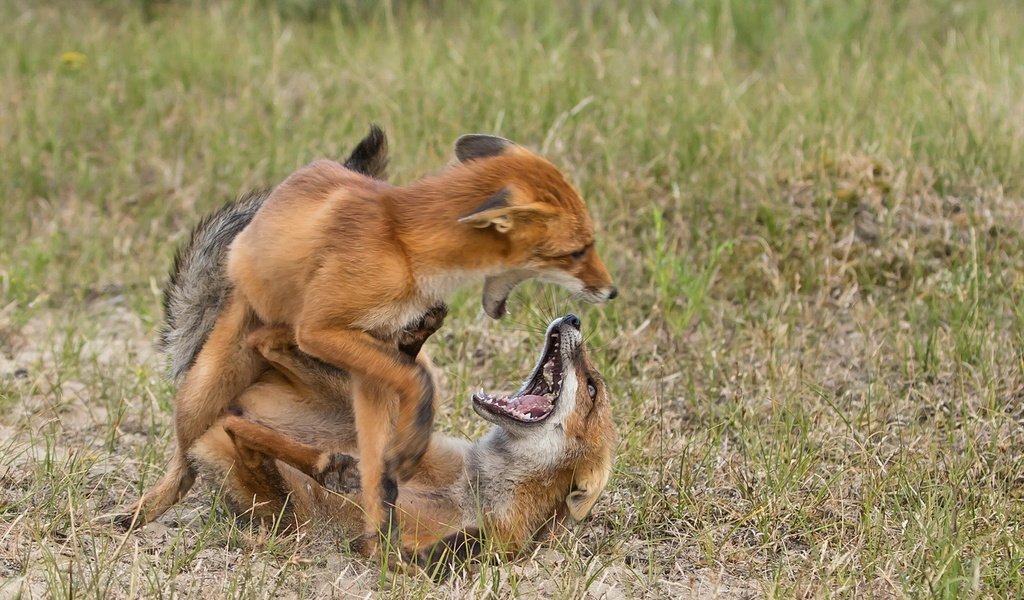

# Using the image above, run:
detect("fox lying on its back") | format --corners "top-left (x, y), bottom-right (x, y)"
top-left (123, 127), bottom-right (616, 558)
top-left (190, 312), bottom-right (617, 574)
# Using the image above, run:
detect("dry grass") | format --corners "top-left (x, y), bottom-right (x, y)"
top-left (2, 0), bottom-right (1023, 598)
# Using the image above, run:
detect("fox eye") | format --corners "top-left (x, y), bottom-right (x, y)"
top-left (570, 247), bottom-right (587, 260)
top-left (586, 379), bottom-right (597, 398)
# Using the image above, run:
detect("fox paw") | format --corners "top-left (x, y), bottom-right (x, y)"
top-left (397, 304), bottom-right (448, 357)
top-left (108, 509), bottom-right (144, 531)
top-left (417, 304), bottom-right (449, 336)
top-left (315, 452), bottom-right (361, 493)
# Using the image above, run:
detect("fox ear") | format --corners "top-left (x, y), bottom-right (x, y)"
top-left (455, 134), bottom-right (513, 162)
top-left (459, 188), bottom-right (515, 232)
top-left (458, 188), bottom-right (558, 233)
top-left (565, 454), bottom-right (613, 521)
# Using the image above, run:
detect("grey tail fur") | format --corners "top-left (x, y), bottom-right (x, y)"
top-left (158, 125), bottom-right (390, 382)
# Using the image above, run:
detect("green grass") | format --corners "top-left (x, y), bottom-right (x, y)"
top-left (2, 0), bottom-right (1023, 597)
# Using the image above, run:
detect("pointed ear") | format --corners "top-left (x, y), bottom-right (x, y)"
top-left (458, 188), bottom-right (515, 232)
top-left (455, 134), bottom-right (514, 162)
top-left (458, 188), bottom-right (558, 233)
top-left (565, 454), bottom-right (613, 521)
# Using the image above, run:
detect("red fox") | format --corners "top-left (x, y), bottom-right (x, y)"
top-left (122, 129), bottom-right (616, 556)
top-left (189, 312), bottom-right (617, 573)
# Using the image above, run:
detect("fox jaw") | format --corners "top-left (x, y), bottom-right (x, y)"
top-left (467, 313), bottom-right (614, 529)
top-left (472, 314), bottom-right (601, 451)
top-left (452, 135), bottom-right (618, 318)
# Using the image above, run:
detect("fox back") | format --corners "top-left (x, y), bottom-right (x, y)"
top-left (158, 126), bottom-right (390, 382)
top-left (225, 135), bottom-right (615, 335)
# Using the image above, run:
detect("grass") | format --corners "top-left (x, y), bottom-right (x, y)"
top-left (2, 0), bottom-right (1023, 597)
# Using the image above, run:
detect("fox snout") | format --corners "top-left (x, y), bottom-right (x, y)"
top-left (537, 250), bottom-right (617, 304)
top-left (576, 252), bottom-right (617, 303)
top-left (580, 284), bottom-right (618, 303)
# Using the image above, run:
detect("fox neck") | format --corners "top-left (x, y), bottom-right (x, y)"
top-left (384, 159), bottom-right (528, 275)
top-left (480, 423), bottom-right (568, 461)
top-left (464, 427), bottom-right (569, 495)
top-left (460, 427), bottom-right (574, 537)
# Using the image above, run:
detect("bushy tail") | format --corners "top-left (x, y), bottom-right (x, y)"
top-left (343, 124), bottom-right (388, 180)
top-left (158, 189), bottom-right (268, 382)
top-left (159, 125), bottom-right (390, 381)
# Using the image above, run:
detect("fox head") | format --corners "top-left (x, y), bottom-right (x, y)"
top-left (472, 314), bottom-right (617, 521)
top-left (453, 135), bottom-right (617, 318)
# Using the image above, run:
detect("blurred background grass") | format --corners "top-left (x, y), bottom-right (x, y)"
top-left (3, 0), bottom-right (1020, 317)
top-left (1, 1), bottom-right (1023, 597)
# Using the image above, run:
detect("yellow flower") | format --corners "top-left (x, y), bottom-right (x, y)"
top-left (60, 51), bottom-right (87, 70)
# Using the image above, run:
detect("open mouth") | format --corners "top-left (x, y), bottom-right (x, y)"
top-left (472, 328), bottom-right (564, 423)
top-left (482, 271), bottom-right (533, 319)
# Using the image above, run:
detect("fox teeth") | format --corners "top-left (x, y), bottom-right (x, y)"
top-left (543, 359), bottom-right (556, 386)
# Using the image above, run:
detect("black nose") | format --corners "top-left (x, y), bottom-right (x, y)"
top-left (564, 314), bottom-right (581, 329)
top-left (608, 287), bottom-right (618, 300)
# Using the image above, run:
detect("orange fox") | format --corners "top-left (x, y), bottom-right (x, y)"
top-left (124, 132), bottom-right (616, 554)
top-left (189, 312), bottom-right (616, 573)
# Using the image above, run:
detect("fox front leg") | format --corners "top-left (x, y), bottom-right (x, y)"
top-left (294, 325), bottom-right (435, 551)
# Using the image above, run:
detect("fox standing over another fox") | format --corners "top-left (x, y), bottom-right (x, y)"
top-left (122, 127), bottom-right (616, 555)
top-left (194, 312), bottom-right (616, 574)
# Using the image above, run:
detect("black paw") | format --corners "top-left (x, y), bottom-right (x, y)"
top-left (110, 510), bottom-right (143, 531)
top-left (397, 304), bottom-right (448, 357)
top-left (315, 453), bottom-right (361, 493)
top-left (411, 528), bottom-right (484, 580)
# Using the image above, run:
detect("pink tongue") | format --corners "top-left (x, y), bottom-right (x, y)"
top-left (516, 394), bottom-right (551, 416)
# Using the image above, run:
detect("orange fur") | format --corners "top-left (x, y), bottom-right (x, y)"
top-left (191, 316), bottom-right (617, 572)
top-left (127, 137), bottom-right (615, 556)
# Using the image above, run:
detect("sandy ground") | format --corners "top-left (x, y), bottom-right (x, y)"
top-left (0, 300), bottom-right (760, 599)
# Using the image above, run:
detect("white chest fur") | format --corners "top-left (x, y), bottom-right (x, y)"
top-left (352, 268), bottom-right (492, 335)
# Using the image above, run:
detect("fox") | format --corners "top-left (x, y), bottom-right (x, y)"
top-left (122, 129), bottom-right (616, 556)
top-left (189, 312), bottom-right (616, 574)
top-left (115, 126), bottom-right (389, 525)
top-left (158, 125), bottom-right (390, 384)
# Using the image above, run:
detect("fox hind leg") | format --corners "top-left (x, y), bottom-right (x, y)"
top-left (246, 303), bottom-right (446, 394)
top-left (246, 325), bottom-right (350, 398)
top-left (190, 420), bottom-right (295, 525)
top-left (118, 294), bottom-right (265, 529)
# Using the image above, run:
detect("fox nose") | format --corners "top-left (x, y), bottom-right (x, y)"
top-left (608, 286), bottom-right (618, 300)
top-left (564, 314), bottom-right (581, 330)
